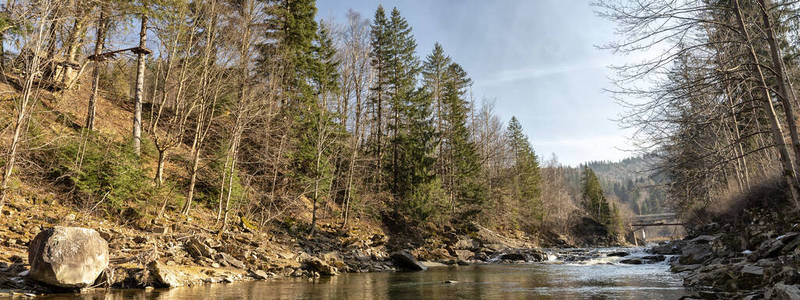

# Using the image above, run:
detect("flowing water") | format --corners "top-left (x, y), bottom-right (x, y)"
top-left (36, 247), bottom-right (687, 300)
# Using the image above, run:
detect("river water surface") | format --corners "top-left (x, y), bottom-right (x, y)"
top-left (38, 247), bottom-right (687, 300)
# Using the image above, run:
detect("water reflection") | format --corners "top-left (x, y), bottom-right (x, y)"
top-left (35, 260), bottom-right (686, 300)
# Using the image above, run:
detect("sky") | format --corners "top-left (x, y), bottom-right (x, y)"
top-left (317, 0), bottom-right (638, 166)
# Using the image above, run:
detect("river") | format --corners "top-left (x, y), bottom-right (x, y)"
top-left (35, 247), bottom-right (687, 300)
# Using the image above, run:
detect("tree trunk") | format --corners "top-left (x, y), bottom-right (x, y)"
top-left (86, 9), bottom-right (106, 130)
top-left (155, 149), bottom-right (166, 187)
top-left (132, 15), bottom-right (148, 156)
top-left (734, 0), bottom-right (799, 206)
top-left (758, 0), bottom-right (800, 190)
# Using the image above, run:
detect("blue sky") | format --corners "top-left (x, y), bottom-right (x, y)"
top-left (317, 0), bottom-right (637, 166)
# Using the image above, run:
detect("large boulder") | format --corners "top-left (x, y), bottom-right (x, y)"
top-left (391, 251), bottom-right (427, 271)
top-left (28, 227), bottom-right (109, 288)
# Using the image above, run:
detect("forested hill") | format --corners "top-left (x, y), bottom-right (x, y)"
top-left (564, 155), bottom-right (670, 215)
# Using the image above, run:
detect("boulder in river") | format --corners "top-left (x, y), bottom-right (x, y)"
top-left (607, 251), bottom-right (629, 257)
top-left (28, 226), bottom-right (109, 288)
top-left (391, 251), bottom-right (427, 271)
top-left (499, 253), bottom-right (526, 261)
top-left (619, 258), bottom-right (643, 265)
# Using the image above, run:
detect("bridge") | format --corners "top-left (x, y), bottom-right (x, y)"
top-left (631, 213), bottom-right (685, 227)
top-left (629, 213), bottom-right (685, 243)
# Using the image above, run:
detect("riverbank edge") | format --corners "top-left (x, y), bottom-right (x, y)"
top-left (2, 197), bottom-right (614, 297)
top-left (651, 216), bottom-right (800, 299)
top-left (0, 236), bottom-right (556, 297)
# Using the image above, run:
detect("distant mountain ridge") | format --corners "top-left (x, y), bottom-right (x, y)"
top-left (563, 154), bottom-right (670, 215)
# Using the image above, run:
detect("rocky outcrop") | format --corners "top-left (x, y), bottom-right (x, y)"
top-left (662, 210), bottom-right (800, 299)
top-left (390, 251), bottom-right (427, 271)
top-left (27, 227), bottom-right (109, 288)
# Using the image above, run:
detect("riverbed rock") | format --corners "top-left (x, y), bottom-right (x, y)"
top-left (215, 253), bottom-right (245, 269)
top-left (679, 244), bottom-right (712, 265)
top-left (607, 251), bottom-right (629, 257)
top-left (28, 226), bottom-right (109, 288)
top-left (755, 238), bottom-right (785, 260)
top-left (620, 258), bottom-right (643, 265)
top-left (738, 265), bottom-right (765, 289)
top-left (650, 241), bottom-right (683, 255)
top-left (454, 238), bottom-right (480, 250)
top-left (391, 251), bottom-right (427, 271)
top-left (766, 283), bottom-right (800, 300)
top-left (643, 255), bottom-right (666, 262)
top-left (250, 269), bottom-right (270, 280)
top-left (454, 250), bottom-right (474, 261)
top-left (303, 257), bottom-right (338, 276)
top-left (671, 264), bottom-right (701, 273)
top-left (148, 261), bottom-right (183, 287)
top-left (185, 237), bottom-right (215, 260)
top-left (499, 253), bottom-right (526, 261)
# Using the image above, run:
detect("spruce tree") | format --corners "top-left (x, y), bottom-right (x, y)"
top-left (506, 117), bottom-right (542, 225)
top-left (368, 5), bottom-right (391, 187)
top-left (581, 166), bottom-right (612, 225)
top-left (441, 62), bottom-right (485, 220)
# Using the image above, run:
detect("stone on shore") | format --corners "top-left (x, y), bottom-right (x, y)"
top-left (303, 257), bottom-right (339, 276)
top-left (28, 227), bottom-right (109, 288)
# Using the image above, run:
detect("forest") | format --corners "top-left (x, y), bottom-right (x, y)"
top-left (0, 0), bottom-right (637, 246)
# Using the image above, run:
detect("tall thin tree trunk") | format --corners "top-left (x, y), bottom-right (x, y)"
top-left (758, 0), bottom-right (800, 190)
top-left (86, 9), bottom-right (106, 130)
top-left (735, 0), bottom-right (799, 206)
top-left (132, 15), bottom-right (148, 156)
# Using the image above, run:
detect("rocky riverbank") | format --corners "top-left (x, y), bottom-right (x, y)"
top-left (652, 211), bottom-right (800, 299)
top-left (0, 201), bottom-right (562, 297)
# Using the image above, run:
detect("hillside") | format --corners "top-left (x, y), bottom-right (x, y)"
top-left (564, 155), bottom-right (671, 215)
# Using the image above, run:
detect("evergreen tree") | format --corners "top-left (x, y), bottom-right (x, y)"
top-left (581, 166), bottom-right (615, 227)
top-left (441, 62), bottom-right (485, 220)
top-left (368, 5), bottom-right (391, 187)
top-left (506, 117), bottom-right (542, 225)
top-left (422, 42), bottom-right (451, 148)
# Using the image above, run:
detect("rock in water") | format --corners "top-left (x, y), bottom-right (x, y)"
top-left (391, 251), bottom-right (427, 271)
top-left (28, 226), bottom-right (109, 288)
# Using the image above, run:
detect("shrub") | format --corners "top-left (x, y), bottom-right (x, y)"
top-left (49, 134), bottom-right (153, 214)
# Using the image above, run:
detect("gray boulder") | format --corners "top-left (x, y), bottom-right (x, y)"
top-left (28, 227), bottom-right (109, 288)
